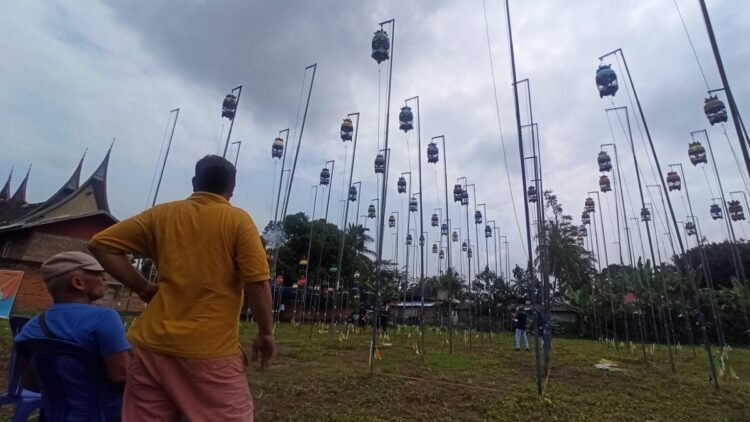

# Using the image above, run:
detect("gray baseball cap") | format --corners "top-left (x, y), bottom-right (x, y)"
top-left (41, 251), bottom-right (105, 280)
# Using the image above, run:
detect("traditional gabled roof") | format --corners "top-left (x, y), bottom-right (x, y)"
top-left (0, 169), bottom-right (11, 201)
top-left (17, 153), bottom-right (85, 223)
top-left (9, 166), bottom-right (30, 204)
top-left (0, 147), bottom-right (112, 230)
top-left (18, 147), bottom-right (111, 226)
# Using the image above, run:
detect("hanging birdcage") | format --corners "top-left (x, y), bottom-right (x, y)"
top-left (461, 190), bottom-right (470, 206)
top-left (710, 203), bottom-right (722, 220)
top-left (599, 175), bottom-right (612, 193)
top-left (453, 184), bottom-right (463, 202)
top-left (641, 208), bottom-right (651, 222)
top-left (467, 247), bottom-right (473, 258)
top-left (579, 226), bottom-right (588, 237)
top-left (729, 200), bottom-right (745, 221)
top-left (409, 197), bottom-right (418, 212)
top-left (427, 142), bottom-right (439, 164)
top-left (528, 186), bottom-right (538, 203)
top-left (704, 95), bottom-right (728, 125)
top-left (368, 204), bottom-right (376, 219)
top-left (441, 223), bottom-right (448, 236)
top-left (371, 28), bottom-right (390, 64)
top-left (399, 106), bottom-right (414, 132)
top-left (597, 151), bottom-right (612, 172)
top-left (581, 211), bottom-right (591, 225)
top-left (452, 231), bottom-right (458, 242)
top-left (462, 241), bottom-right (468, 252)
top-left (595, 64), bottom-right (618, 98)
top-left (222, 94), bottom-right (238, 119)
top-left (397, 176), bottom-right (407, 194)
top-left (431, 213), bottom-right (439, 227)
top-left (439, 249), bottom-right (445, 260)
top-left (688, 141), bottom-right (707, 166)
top-left (374, 154), bottom-right (386, 174)
top-left (319, 168), bottom-right (331, 185)
top-left (432, 243), bottom-right (438, 254)
top-left (485, 225), bottom-right (492, 238)
top-left (666, 170), bottom-right (681, 191)
top-left (585, 197), bottom-right (595, 213)
top-left (388, 214), bottom-right (396, 228)
top-left (406, 233), bottom-right (413, 245)
top-left (348, 185), bottom-right (358, 202)
top-left (685, 221), bottom-right (697, 236)
top-left (474, 210), bottom-right (483, 225)
top-left (341, 118), bottom-right (354, 142)
top-left (271, 137), bottom-right (284, 159)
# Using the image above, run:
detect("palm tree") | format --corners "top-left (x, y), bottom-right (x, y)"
top-left (540, 190), bottom-right (595, 299)
top-left (347, 223), bottom-right (375, 258)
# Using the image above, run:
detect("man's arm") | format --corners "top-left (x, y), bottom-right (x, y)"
top-left (235, 210), bottom-right (275, 369)
top-left (90, 250), bottom-right (157, 302)
top-left (245, 281), bottom-right (273, 336)
top-left (103, 351), bottom-right (129, 384)
top-left (245, 281), bottom-right (275, 369)
top-left (89, 211), bottom-right (158, 302)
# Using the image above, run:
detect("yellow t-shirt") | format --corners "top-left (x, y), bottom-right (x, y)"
top-left (89, 192), bottom-right (270, 358)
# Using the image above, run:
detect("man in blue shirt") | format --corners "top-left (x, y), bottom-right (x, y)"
top-left (15, 251), bottom-right (130, 421)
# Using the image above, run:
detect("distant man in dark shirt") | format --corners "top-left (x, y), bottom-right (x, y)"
top-left (514, 307), bottom-right (529, 351)
top-left (15, 251), bottom-right (130, 421)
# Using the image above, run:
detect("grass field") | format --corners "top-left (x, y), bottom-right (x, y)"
top-left (2, 320), bottom-right (749, 421)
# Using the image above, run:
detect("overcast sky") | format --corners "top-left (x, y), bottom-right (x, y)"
top-left (1, 0), bottom-right (748, 277)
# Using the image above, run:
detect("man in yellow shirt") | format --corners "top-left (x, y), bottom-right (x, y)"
top-left (89, 155), bottom-right (274, 421)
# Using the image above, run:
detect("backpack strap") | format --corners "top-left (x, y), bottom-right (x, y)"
top-left (38, 311), bottom-right (57, 339)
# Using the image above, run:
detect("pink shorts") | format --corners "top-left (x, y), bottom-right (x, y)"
top-left (123, 346), bottom-right (253, 421)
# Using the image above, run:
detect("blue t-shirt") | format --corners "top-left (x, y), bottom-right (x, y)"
top-left (15, 303), bottom-right (130, 421)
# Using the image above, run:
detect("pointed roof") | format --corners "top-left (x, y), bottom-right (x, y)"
top-left (10, 166), bottom-right (30, 204)
top-left (0, 147), bottom-right (114, 230)
top-left (43, 152), bottom-right (84, 206)
top-left (5, 152), bottom-right (86, 225)
top-left (0, 169), bottom-right (11, 201)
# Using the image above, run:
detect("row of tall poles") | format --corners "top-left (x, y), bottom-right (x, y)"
top-left (589, 38), bottom-right (750, 387)
top-left (586, 0), bottom-right (750, 389)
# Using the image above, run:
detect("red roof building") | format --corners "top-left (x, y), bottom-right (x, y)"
top-left (0, 148), bottom-right (143, 313)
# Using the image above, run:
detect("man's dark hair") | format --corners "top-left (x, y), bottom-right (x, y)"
top-left (192, 155), bottom-right (236, 195)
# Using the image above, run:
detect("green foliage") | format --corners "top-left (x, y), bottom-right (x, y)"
top-left (266, 214), bottom-right (375, 289)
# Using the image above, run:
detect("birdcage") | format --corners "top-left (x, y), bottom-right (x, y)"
top-left (595, 64), bottom-right (618, 98)
top-left (688, 142), bottom-right (707, 166)
top-left (371, 28), bottom-right (390, 64)
top-left (271, 137), bottom-right (284, 159)
top-left (397, 176), bottom-right (407, 194)
top-left (222, 94), bottom-right (238, 119)
top-left (666, 170), bottom-right (681, 191)
top-left (710, 203), bottom-right (722, 220)
top-left (597, 151), bottom-right (612, 172)
top-left (427, 142), bottom-right (439, 164)
top-left (585, 197), bottom-right (595, 213)
top-left (319, 168), bottom-right (330, 185)
top-left (341, 118), bottom-right (353, 141)
top-left (399, 106), bottom-right (414, 132)
top-left (704, 95), bottom-right (728, 125)
top-left (374, 154), bottom-right (386, 174)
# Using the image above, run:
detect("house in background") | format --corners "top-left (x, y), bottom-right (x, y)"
top-left (0, 148), bottom-right (143, 313)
